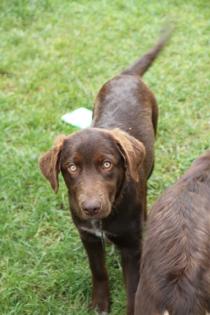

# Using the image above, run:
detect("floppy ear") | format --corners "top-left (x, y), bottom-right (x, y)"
top-left (109, 128), bottom-right (145, 182)
top-left (39, 135), bottom-right (66, 192)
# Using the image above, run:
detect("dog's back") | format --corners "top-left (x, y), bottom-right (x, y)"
top-left (92, 29), bottom-right (173, 178)
top-left (135, 151), bottom-right (210, 315)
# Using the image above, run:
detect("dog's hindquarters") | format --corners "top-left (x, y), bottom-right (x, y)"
top-left (135, 265), bottom-right (210, 315)
top-left (135, 181), bottom-right (210, 315)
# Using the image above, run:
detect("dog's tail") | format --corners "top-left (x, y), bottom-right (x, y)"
top-left (121, 26), bottom-right (174, 77)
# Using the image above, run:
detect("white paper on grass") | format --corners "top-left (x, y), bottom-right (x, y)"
top-left (61, 107), bottom-right (92, 129)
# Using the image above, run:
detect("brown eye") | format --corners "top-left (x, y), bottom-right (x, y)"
top-left (102, 160), bottom-right (112, 170)
top-left (68, 163), bottom-right (78, 173)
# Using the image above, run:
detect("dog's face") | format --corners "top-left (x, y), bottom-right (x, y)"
top-left (60, 130), bottom-right (126, 220)
top-left (39, 128), bottom-right (145, 220)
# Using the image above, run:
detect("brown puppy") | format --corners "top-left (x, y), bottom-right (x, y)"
top-left (135, 151), bottom-right (210, 315)
top-left (39, 31), bottom-right (172, 315)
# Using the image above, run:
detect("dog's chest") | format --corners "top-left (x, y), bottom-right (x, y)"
top-left (79, 220), bottom-right (114, 239)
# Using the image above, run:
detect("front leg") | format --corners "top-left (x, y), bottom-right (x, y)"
top-left (80, 232), bottom-right (110, 314)
top-left (120, 245), bottom-right (141, 315)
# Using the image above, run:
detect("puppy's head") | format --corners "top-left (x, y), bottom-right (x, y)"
top-left (39, 128), bottom-right (145, 220)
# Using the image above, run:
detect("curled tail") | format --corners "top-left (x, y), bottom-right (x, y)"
top-left (121, 26), bottom-right (174, 77)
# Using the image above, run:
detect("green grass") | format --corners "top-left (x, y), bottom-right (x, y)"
top-left (0, 0), bottom-right (209, 314)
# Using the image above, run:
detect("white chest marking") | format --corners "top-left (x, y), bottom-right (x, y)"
top-left (80, 220), bottom-right (113, 239)
top-left (80, 225), bottom-right (104, 238)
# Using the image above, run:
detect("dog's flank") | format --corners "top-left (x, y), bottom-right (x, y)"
top-left (134, 151), bottom-right (210, 315)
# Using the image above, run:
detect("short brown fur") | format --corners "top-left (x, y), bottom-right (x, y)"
top-left (39, 31), bottom-right (172, 315)
top-left (135, 151), bottom-right (210, 315)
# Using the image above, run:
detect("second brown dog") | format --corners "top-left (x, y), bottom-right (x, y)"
top-left (135, 150), bottom-right (210, 315)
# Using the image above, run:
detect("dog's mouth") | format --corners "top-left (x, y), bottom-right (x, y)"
top-left (81, 207), bottom-right (112, 220)
top-left (78, 199), bottom-right (112, 220)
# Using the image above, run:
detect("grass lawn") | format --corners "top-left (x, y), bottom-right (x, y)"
top-left (0, 0), bottom-right (209, 314)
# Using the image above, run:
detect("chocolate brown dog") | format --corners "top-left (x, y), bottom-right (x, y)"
top-left (135, 151), bottom-right (210, 315)
top-left (39, 31), bottom-right (172, 315)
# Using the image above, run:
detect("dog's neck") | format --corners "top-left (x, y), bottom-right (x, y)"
top-left (113, 177), bottom-right (137, 210)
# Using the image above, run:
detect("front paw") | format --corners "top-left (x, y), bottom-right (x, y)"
top-left (90, 293), bottom-right (110, 314)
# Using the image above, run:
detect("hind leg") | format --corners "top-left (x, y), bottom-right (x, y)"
top-left (134, 284), bottom-right (162, 315)
top-left (134, 300), bottom-right (162, 315)
top-left (206, 298), bottom-right (210, 313)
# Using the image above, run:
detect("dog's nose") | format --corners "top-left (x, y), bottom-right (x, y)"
top-left (82, 199), bottom-right (101, 216)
